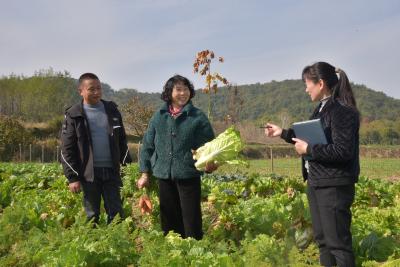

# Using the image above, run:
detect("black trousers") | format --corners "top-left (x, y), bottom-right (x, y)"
top-left (81, 167), bottom-right (123, 224)
top-left (307, 183), bottom-right (355, 267)
top-left (158, 177), bottom-right (203, 240)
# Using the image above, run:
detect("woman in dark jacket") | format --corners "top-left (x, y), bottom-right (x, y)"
top-left (136, 75), bottom-right (217, 240)
top-left (265, 62), bottom-right (359, 267)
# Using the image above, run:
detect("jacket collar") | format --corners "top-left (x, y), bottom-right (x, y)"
top-left (311, 98), bottom-right (336, 119)
top-left (67, 99), bottom-right (111, 118)
top-left (160, 101), bottom-right (194, 116)
top-left (319, 97), bottom-right (335, 115)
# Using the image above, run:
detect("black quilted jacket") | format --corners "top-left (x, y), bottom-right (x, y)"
top-left (281, 99), bottom-right (360, 187)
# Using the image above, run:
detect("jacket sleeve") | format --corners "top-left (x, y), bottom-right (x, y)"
top-left (116, 109), bottom-right (132, 165)
top-left (60, 113), bottom-right (81, 183)
top-left (139, 116), bottom-right (156, 173)
top-left (194, 113), bottom-right (215, 149)
top-left (308, 107), bottom-right (359, 163)
top-left (280, 128), bottom-right (296, 144)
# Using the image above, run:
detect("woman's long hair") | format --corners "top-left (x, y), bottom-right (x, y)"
top-left (302, 62), bottom-right (358, 110)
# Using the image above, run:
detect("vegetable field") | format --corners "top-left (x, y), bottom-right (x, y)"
top-left (0, 163), bottom-right (399, 266)
top-left (217, 158), bottom-right (400, 180)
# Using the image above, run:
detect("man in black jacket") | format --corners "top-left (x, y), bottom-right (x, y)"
top-left (61, 73), bottom-right (132, 224)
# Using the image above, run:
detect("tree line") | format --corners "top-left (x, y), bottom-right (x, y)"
top-left (0, 69), bottom-right (399, 161)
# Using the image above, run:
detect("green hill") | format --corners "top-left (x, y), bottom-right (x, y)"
top-left (1, 71), bottom-right (399, 124)
top-left (110, 80), bottom-right (400, 123)
top-left (1, 71), bottom-right (399, 145)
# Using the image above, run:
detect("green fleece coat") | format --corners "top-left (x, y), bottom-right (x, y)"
top-left (139, 101), bottom-right (215, 179)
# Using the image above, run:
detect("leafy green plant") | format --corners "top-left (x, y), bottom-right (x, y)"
top-left (193, 126), bottom-right (248, 171)
top-left (0, 162), bottom-right (399, 266)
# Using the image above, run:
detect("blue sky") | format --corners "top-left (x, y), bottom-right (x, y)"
top-left (1, 0), bottom-right (399, 99)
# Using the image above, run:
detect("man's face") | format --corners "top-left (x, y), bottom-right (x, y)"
top-left (79, 79), bottom-right (102, 105)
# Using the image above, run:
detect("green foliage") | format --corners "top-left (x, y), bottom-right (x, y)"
top-left (1, 71), bottom-right (399, 144)
top-left (0, 70), bottom-right (78, 122)
top-left (0, 69), bottom-right (116, 122)
top-left (0, 163), bottom-right (399, 266)
top-left (356, 232), bottom-right (399, 263)
top-left (0, 116), bottom-right (33, 161)
top-left (360, 119), bottom-right (400, 145)
top-left (194, 126), bottom-right (247, 170)
top-left (138, 231), bottom-right (238, 267)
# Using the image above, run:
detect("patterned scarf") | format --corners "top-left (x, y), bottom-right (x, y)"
top-left (169, 105), bottom-right (183, 117)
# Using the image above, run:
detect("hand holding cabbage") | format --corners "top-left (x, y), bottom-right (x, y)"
top-left (193, 126), bottom-right (248, 171)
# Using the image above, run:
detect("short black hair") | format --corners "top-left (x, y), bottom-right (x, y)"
top-left (161, 75), bottom-right (195, 103)
top-left (78, 73), bottom-right (99, 85)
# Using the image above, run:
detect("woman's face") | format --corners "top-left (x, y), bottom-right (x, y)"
top-left (171, 82), bottom-right (190, 107)
top-left (304, 78), bottom-right (323, 102)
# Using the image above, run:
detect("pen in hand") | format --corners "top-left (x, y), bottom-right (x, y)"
top-left (259, 126), bottom-right (272, 129)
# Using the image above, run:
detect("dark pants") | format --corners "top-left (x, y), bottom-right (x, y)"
top-left (81, 167), bottom-right (123, 224)
top-left (158, 177), bottom-right (203, 240)
top-left (307, 183), bottom-right (355, 267)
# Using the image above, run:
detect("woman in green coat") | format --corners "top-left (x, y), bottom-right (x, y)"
top-left (137, 75), bottom-right (217, 240)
